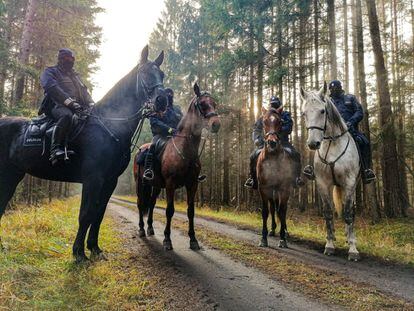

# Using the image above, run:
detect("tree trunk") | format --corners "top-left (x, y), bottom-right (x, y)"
top-left (327, 0), bottom-right (338, 79)
top-left (355, 0), bottom-right (381, 221)
top-left (365, 0), bottom-right (404, 217)
top-left (343, 0), bottom-right (349, 90)
top-left (14, 0), bottom-right (39, 105)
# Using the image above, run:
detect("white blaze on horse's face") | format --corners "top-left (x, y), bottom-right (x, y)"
top-left (301, 91), bottom-right (327, 150)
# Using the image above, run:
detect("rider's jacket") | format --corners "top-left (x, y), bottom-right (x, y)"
top-left (252, 110), bottom-right (292, 145)
top-left (39, 65), bottom-right (93, 114)
top-left (149, 104), bottom-right (183, 137)
top-left (330, 93), bottom-right (363, 133)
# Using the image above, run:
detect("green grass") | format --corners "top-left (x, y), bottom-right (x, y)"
top-left (0, 197), bottom-right (162, 310)
top-left (115, 195), bottom-right (414, 266)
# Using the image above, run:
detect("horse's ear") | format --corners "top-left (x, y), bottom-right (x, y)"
top-left (300, 87), bottom-right (307, 101)
top-left (154, 50), bottom-right (164, 67)
top-left (194, 82), bottom-right (201, 97)
top-left (261, 106), bottom-right (267, 116)
top-left (319, 81), bottom-right (327, 98)
top-left (140, 45), bottom-right (149, 65)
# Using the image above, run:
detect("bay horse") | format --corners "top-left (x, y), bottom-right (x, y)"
top-left (257, 107), bottom-right (295, 248)
top-left (300, 82), bottom-right (360, 261)
top-left (134, 83), bottom-right (220, 250)
top-left (0, 45), bottom-right (167, 262)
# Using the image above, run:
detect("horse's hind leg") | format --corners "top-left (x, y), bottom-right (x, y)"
top-left (186, 183), bottom-right (200, 250)
top-left (147, 187), bottom-right (160, 236)
top-left (343, 188), bottom-right (360, 261)
top-left (268, 199), bottom-right (276, 237)
top-left (0, 167), bottom-right (25, 249)
top-left (319, 186), bottom-right (336, 256)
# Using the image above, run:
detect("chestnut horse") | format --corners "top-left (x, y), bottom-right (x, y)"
top-left (134, 83), bottom-right (220, 250)
top-left (257, 107), bottom-right (295, 248)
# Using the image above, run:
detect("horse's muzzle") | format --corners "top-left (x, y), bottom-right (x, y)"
top-left (308, 141), bottom-right (321, 150)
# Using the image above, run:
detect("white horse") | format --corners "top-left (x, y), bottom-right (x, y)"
top-left (300, 82), bottom-right (360, 261)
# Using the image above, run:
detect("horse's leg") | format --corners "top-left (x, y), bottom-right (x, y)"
top-left (259, 191), bottom-right (269, 247)
top-left (186, 182), bottom-right (200, 250)
top-left (0, 167), bottom-right (24, 250)
top-left (138, 197), bottom-right (146, 237)
top-left (277, 194), bottom-right (289, 248)
top-left (343, 188), bottom-right (360, 261)
top-left (73, 175), bottom-right (105, 263)
top-left (318, 186), bottom-right (336, 256)
top-left (163, 185), bottom-right (175, 250)
top-left (268, 199), bottom-right (276, 237)
top-left (86, 177), bottom-right (118, 259)
top-left (147, 187), bottom-right (160, 236)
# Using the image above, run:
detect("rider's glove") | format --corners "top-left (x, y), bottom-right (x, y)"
top-left (168, 128), bottom-right (177, 136)
top-left (64, 98), bottom-right (82, 114)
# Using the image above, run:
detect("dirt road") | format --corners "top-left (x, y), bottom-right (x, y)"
top-left (108, 198), bottom-right (414, 310)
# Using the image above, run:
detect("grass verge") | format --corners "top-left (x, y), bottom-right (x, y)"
top-left (0, 197), bottom-right (163, 310)
top-left (153, 212), bottom-right (413, 311)
top-left (114, 195), bottom-right (414, 266)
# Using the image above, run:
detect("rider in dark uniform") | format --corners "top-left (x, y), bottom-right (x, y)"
top-left (143, 88), bottom-right (207, 182)
top-left (40, 48), bottom-right (94, 164)
top-left (303, 80), bottom-right (376, 184)
top-left (244, 96), bottom-right (305, 189)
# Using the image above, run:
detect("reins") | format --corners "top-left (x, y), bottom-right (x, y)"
top-left (306, 96), bottom-right (351, 185)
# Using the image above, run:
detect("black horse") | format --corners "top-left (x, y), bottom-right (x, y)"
top-left (0, 45), bottom-right (167, 262)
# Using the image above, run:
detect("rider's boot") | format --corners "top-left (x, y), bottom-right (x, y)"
top-left (143, 150), bottom-right (154, 181)
top-left (49, 126), bottom-right (73, 165)
top-left (198, 174), bottom-right (207, 183)
top-left (303, 165), bottom-right (315, 180)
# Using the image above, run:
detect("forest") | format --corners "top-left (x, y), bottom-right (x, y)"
top-left (1, 0), bottom-right (413, 222)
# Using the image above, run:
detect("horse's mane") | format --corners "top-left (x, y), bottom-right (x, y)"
top-left (96, 65), bottom-right (138, 108)
top-left (307, 91), bottom-right (347, 133)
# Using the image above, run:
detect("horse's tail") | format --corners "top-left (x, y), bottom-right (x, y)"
top-left (332, 186), bottom-right (343, 217)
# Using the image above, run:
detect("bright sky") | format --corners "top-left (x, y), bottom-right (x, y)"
top-left (92, 0), bottom-right (166, 101)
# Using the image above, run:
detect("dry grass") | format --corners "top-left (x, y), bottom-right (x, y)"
top-left (0, 197), bottom-right (163, 310)
top-left (115, 194), bottom-right (414, 266)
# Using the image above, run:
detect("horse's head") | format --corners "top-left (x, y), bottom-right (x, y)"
top-left (300, 82), bottom-right (329, 150)
top-left (192, 83), bottom-right (220, 133)
top-left (262, 106), bottom-right (282, 153)
top-left (137, 45), bottom-right (168, 110)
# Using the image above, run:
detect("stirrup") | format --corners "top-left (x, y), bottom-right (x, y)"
top-left (362, 169), bottom-right (376, 184)
top-left (244, 178), bottom-right (254, 189)
top-left (303, 165), bottom-right (315, 180)
top-left (198, 175), bottom-right (207, 183)
top-left (143, 169), bottom-right (154, 181)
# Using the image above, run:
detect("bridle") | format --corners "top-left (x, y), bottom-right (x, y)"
top-left (171, 92), bottom-right (219, 160)
top-left (194, 91), bottom-right (219, 119)
top-left (305, 97), bottom-right (348, 141)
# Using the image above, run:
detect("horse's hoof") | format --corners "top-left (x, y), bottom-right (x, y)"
top-left (348, 252), bottom-right (360, 261)
top-left (268, 230), bottom-right (276, 237)
top-left (138, 229), bottom-right (146, 238)
top-left (324, 247), bottom-right (335, 256)
top-left (74, 254), bottom-right (89, 264)
top-left (259, 238), bottom-right (268, 247)
top-left (147, 227), bottom-right (155, 236)
top-left (190, 240), bottom-right (200, 250)
top-left (91, 251), bottom-right (108, 261)
top-left (163, 239), bottom-right (173, 250)
top-left (278, 240), bottom-right (288, 248)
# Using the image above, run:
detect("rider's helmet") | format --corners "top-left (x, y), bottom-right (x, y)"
top-left (269, 96), bottom-right (282, 109)
top-left (57, 48), bottom-right (75, 71)
top-left (329, 80), bottom-right (343, 97)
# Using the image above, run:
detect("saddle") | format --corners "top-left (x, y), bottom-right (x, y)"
top-left (23, 114), bottom-right (86, 152)
top-left (136, 137), bottom-right (169, 165)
